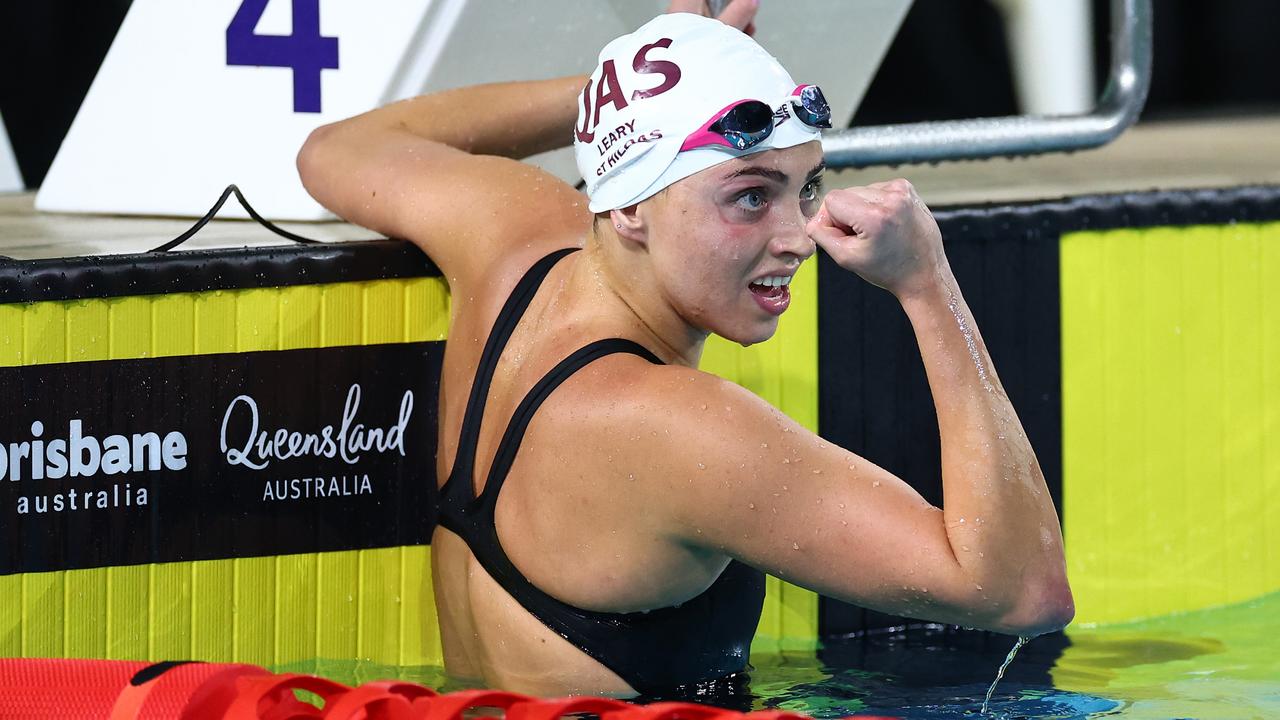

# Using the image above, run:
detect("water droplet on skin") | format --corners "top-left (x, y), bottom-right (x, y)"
top-left (700, 403), bottom-right (707, 410)
top-left (961, 545), bottom-right (970, 552)
top-left (838, 502), bottom-right (846, 509)
top-left (697, 462), bottom-right (706, 470)
top-left (748, 502), bottom-right (756, 510)
top-left (812, 469), bottom-right (822, 474)
top-left (792, 542), bottom-right (800, 550)
top-left (872, 480), bottom-right (881, 487)
top-left (782, 485), bottom-right (789, 491)
top-left (979, 552), bottom-right (985, 558)
top-left (761, 443), bottom-right (769, 449)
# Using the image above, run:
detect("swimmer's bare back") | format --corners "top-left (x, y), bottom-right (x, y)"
top-left (298, 1), bottom-right (1072, 697)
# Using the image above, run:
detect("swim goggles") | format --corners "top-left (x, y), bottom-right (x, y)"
top-left (680, 84), bottom-right (831, 153)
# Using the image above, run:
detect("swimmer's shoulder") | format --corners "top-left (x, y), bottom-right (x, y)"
top-left (553, 356), bottom-right (795, 460)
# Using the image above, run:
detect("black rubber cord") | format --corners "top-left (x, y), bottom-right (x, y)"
top-left (151, 184), bottom-right (336, 252)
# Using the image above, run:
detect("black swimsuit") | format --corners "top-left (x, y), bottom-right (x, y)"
top-left (437, 248), bottom-right (765, 695)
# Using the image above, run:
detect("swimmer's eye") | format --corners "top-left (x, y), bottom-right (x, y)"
top-left (801, 178), bottom-right (824, 202)
top-left (734, 189), bottom-right (768, 213)
top-left (800, 177), bottom-right (824, 215)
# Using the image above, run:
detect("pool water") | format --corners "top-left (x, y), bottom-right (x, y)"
top-left (276, 591), bottom-right (1279, 719)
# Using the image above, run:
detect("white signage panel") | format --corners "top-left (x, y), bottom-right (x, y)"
top-left (38, 0), bottom-right (910, 220)
top-left (39, 0), bottom-right (432, 220)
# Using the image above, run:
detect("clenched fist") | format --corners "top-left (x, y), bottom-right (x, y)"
top-left (805, 179), bottom-right (949, 299)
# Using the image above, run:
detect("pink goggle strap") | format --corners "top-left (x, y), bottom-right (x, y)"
top-left (678, 98), bottom-right (765, 152)
top-left (678, 85), bottom-right (812, 153)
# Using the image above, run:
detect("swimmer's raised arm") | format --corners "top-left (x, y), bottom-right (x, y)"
top-left (626, 180), bottom-right (1072, 637)
top-left (297, 75), bottom-right (593, 286)
top-left (811, 179), bottom-right (1071, 633)
top-left (297, 0), bottom-right (761, 289)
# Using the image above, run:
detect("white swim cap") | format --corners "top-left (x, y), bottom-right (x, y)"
top-left (574, 13), bottom-right (823, 213)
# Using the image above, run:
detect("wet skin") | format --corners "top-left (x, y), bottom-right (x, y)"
top-left (606, 143), bottom-right (826, 355)
top-left (429, 145), bottom-right (839, 695)
top-left (297, 54), bottom-right (1072, 697)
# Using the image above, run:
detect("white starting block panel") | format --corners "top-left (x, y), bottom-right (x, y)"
top-left (0, 111), bottom-right (21, 193)
top-left (38, 0), bottom-right (910, 220)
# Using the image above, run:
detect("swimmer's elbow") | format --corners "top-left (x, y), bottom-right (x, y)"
top-left (296, 123), bottom-right (340, 197)
top-left (993, 572), bottom-right (1075, 637)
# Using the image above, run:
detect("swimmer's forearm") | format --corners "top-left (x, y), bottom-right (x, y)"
top-left (897, 271), bottom-right (1073, 634)
top-left (328, 75), bottom-right (588, 159)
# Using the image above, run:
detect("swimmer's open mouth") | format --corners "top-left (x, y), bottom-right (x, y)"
top-left (749, 275), bottom-right (792, 299)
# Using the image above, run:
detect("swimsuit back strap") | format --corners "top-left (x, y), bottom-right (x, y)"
top-left (447, 247), bottom-right (579, 490)
top-left (473, 338), bottom-right (662, 513)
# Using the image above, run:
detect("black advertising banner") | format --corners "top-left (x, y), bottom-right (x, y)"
top-left (0, 342), bottom-right (441, 575)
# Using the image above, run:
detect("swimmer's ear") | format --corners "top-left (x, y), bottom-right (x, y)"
top-left (609, 204), bottom-right (649, 246)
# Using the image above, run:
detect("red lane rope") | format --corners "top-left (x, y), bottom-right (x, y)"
top-left (224, 672), bottom-right (351, 719)
top-left (112, 662), bottom-right (269, 719)
top-left (0, 658), bottom-right (900, 720)
top-left (321, 680), bottom-right (438, 720)
top-left (507, 695), bottom-right (632, 720)
top-left (415, 688), bottom-right (532, 720)
top-left (605, 701), bottom-right (740, 720)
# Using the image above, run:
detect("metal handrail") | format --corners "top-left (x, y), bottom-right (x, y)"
top-left (822, 0), bottom-right (1152, 168)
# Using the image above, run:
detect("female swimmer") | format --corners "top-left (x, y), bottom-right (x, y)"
top-left (297, 0), bottom-right (1073, 698)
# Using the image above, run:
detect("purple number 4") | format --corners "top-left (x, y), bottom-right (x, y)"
top-left (227, 0), bottom-right (339, 113)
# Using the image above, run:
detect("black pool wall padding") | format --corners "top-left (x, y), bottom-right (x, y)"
top-left (0, 240), bottom-right (439, 304)
top-left (815, 184), bottom-right (1280, 639)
